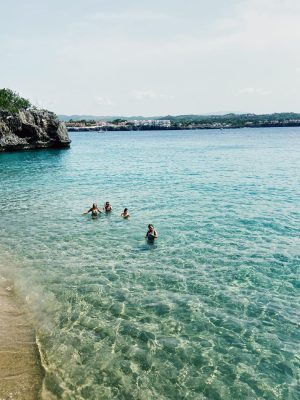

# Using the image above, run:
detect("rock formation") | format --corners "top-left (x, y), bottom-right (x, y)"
top-left (0, 109), bottom-right (71, 151)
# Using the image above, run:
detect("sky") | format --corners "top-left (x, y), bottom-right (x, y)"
top-left (1, 0), bottom-right (300, 116)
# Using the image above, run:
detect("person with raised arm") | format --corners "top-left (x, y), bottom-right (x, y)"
top-left (83, 203), bottom-right (102, 218)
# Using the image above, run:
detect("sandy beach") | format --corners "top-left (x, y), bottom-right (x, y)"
top-left (0, 276), bottom-right (43, 400)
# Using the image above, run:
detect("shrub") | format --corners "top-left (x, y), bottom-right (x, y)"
top-left (0, 88), bottom-right (32, 113)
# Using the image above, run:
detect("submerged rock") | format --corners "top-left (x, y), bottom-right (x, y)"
top-left (0, 109), bottom-right (71, 151)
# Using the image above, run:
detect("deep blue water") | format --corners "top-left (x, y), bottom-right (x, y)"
top-left (0, 128), bottom-right (299, 399)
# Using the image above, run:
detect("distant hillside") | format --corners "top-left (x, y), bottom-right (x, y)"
top-left (58, 115), bottom-right (159, 122)
top-left (59, 112), bottom-right (300, 124)
top-left (65, 111), bottom-right (300, 133)
top-left (160, 113), bottom-right (300, 124)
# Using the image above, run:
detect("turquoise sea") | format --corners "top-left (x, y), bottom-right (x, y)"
top-left (0, 128), bottom-right (299, 399)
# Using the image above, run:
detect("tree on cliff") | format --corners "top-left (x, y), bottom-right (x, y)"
top-left (0, 88), bottom-right (32, 113)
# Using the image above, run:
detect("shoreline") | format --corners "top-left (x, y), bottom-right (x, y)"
top-left (67, 123), bottom-right (300, 132)
top-left (0, 276), bottom-right (44, 400)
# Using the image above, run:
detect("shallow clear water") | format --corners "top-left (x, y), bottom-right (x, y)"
top-left (0, 128), bottom-right (299, 399)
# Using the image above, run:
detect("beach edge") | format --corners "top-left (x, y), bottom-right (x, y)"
top-left (0, 277), bottom-right (45, 400)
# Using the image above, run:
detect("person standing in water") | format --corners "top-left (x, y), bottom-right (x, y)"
top-left (104, 202), bottom-right (112, 212)
top-left (145, 224), bottom-right (158, 242)
top-left (83, 203), bottom-right (102, 218)
top-left (121, 208), bottom-right (130, 218)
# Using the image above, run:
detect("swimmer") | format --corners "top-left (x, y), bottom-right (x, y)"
top-left (121, 208), bottom-right (130, 218)
top-left (83, 203), bottom-right (102, 218)
top-left (145, 224), bottom-right (158, 242)
top-left (104, 201), bottom-right (113, 212)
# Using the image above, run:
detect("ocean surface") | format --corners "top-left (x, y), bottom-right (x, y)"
top-left (0, 128), bottom-right (299, 400)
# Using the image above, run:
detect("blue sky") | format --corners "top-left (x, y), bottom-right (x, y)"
top-left (1, 0), bottom-right (300, 115)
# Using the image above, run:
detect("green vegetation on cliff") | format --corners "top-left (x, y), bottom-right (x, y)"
top-left (0, 88), bottom-right (32, 113)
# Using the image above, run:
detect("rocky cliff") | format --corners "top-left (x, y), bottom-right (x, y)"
top-left (0, 109), bottom-right (71, 151)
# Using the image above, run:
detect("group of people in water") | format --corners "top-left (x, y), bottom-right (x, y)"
top-left (83, 202), bottom-right (113, 217)
top-left (83, 202), bottom-right (158, 242)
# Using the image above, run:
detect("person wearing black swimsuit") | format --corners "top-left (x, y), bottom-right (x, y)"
top-left (145, 224), bottom-right (158, 242)
top-left (104, 202), bottom-right (113, 212)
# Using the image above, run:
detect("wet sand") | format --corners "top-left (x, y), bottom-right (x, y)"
top-left (0, 277), bottom-right (43, 400)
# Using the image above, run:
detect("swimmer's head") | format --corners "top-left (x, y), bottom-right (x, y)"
top-left (93, 203), bottom-right (97, 208)
top-left (148, 224), bottom-right (154, 230)
top-left (124, 208), bottom-right (128, 212)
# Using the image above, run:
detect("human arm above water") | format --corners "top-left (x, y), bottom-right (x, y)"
top-left (83, 208), bottom-right (93, 215)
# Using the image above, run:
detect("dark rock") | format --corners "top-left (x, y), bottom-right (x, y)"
top-left (0, 109), bottom-right (71, 151)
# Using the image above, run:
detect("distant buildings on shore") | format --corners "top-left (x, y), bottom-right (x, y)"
top-left (131, 119), bottom-right (171, 128)
top-left (66, 119), bottom-right (171, 131)
top-left (65, 114), bottom-right (300, 132)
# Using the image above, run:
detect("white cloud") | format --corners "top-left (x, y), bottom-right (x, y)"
top-left (87, 11), bottom-right (171, 23)
top-left (239, 88), bottom-right (271, 96)
top-left (2, 0), bottom-right (300, 115)
top-left (156, 0), bottom-right (300, 56)
top-left (130, 90), bottom-right (171, 101)
top-left (94, 96), bottom-right (114, 106)
top-left (232, 0), bottom-right (300, 49)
